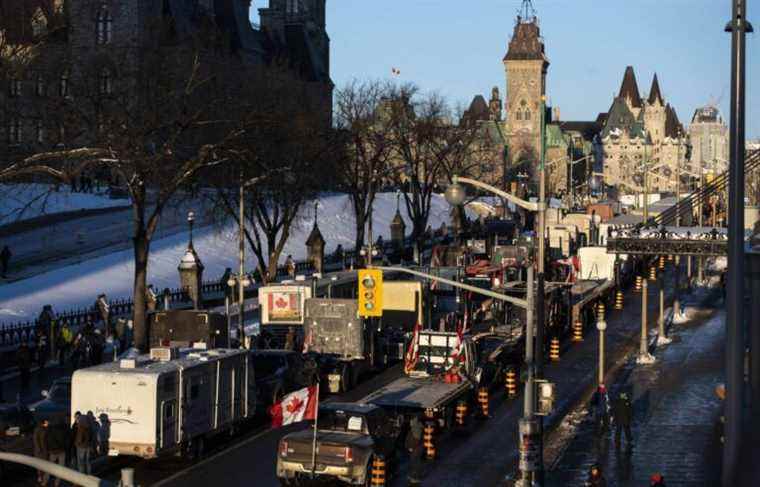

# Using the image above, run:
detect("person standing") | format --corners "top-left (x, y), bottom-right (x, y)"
top-left (36, 329), bottom-right (49, 369)
top-left (16, 341), bottom-right (32, 393)
top-left (87, 411), bottom-right (100, 456)
top-left (0, 245), bottom-right (11, 278)
top-left (406, 415), bottom-right (424, 486)
top-left (586, 463), bottom-right (607, 487)
top-left (285, 255), bottom-right (296, 278)
top-left (591, 384), bottom-right (611, 434)
top-left (33, 419), bottom-right (50, 485)
top-left (57, 322), bottom-right (73, 367)
top-left (73, 413), bottom-right (93, 474)
top-left (97, 413), bottom-right (111, 456)
top-left (47, 418), bottom-right (69, 487)
top-left (284, 326), bottom-right (296, 351)
top-left (612, 391), bottom-right (634, 448)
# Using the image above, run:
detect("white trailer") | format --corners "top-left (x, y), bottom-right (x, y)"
top-left (70, 347), bottom-right (256, 459)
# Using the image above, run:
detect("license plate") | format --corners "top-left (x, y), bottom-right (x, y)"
top-left (108, 449), bottom-right (120, 457)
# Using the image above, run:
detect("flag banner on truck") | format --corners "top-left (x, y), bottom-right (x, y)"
top-left (269, 386), bottom-right (318, 428)
top-left (404, 322), bottom-right (422, 374)
top-left (268, 292), bottom-right (301, 322)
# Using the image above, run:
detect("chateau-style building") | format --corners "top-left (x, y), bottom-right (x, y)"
top-left (599, 67), bottom-right (688, 194)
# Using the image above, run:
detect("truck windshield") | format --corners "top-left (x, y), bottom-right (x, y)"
top-left (318, 409), bottom-right (366, 434)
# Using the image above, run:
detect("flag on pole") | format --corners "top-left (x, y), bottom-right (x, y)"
top-left (404, 322), bottom-right (422, 374)
top-left (269, 386), bottom-right (318, 428)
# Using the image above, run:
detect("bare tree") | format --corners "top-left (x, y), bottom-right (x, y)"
top-left (334, 79), bottom-right (396, 257)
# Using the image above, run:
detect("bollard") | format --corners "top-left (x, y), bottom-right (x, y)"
top-left (659, 256), bottom-right (666, 270)
top-left (423, 422), bottom-right (436, 460)
top-left (371, 455), bottom-right (386, 486)
top-left (635, 275), bottom-right (643, 292)
top-left (572, 320), bottom-right (584, 342)
top-left (506, 369), bottom-right (517, 397)
top-left (597, 302), bottom-right (606, 321)
top-left (649, 266), bottom-right (657, 281)
top-left (478, 387), bottom-right (490, 418)
top-left (615, 289), bottom-right (624, 310)
top-left (455, 400), bottom-right (468, 427)
top-left (550, 337), bottom-right (560, 361)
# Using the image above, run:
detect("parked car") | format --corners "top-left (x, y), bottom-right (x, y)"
top-left (0, 403), bottom-right (35, 436)
top-left (28, 377), bottom-right (70, 424)
top-left (251, 350), bottom-right (319, 411)
top-left (277, 402), bottom-right (404, 486)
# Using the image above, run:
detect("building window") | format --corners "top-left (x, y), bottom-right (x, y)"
top-left (35, 74), bottom-right (46, 96)
top-left (9, 76), bottom-right (22, 97)
top-left (286, 0), bottom-right (301, 14)
top-left (524, 110), bottom-right (531, 121)
top-left (96, 5), bottom-right (113, 45)
top-left (59, 71), bottom-right (69, 97)
top-left (36, 120), bottom-right (45, 143)
top-left (8, 119), bottom-right (21, 144)
top-left (516, 111), bottom-right (522, 121)
top-left (57, 124), bottom-right (66, 146)
top-left (99, 68), bottom-right (112, 95)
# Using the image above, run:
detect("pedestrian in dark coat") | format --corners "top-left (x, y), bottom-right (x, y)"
top-left (16, 342), bottom-right (32, 393)
top-left (0, 245), bottom-right (11, 277)
top-left (586, 463), bottom-right (607, 487)
top-left (33, 419), bottom-right (50, 484)
top-left (73, 414), bottom-right (93, 474)
top-left (406, 415), bottom-right (424, 485)
top-left (284, 326), bottom-right (296, 351)
top-left (48, 418), bottom-right (69, 487)
top-left (612, 391), bottom-right (633, 447)
top-left (591, 384), bottom-right (610, 434)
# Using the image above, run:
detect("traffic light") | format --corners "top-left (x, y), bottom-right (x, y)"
top-left (358, 269), bottom-right (383, 317)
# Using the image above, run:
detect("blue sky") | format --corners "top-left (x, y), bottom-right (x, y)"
top-left (252, 1), bottom-right (759, 138)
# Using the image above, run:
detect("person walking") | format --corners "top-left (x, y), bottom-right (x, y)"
top-left (585, 463), bottom-right (607, 487)
top-left (650, 473), bottom-right (666, 486)
top-left (33, 419), bottom-right (50, 485)
top-left (591, 384), bottom-right (611, 434)
top-left (73, 413), bottom-right (93, 474)
top-left (0, 245), bottom-right (11, 278)
top-left (87, 411), bottom-right (100, 456)
top-left (16, 341), bottom-right (32, 393)
top-left (612, 391), bottom-right (634, 448)
top-left (47, 418), bottom-right (70, 487)
top-left (406, 415), bottom-right (424, 486)
top-left (285, 255), bottom-right (296, 278)
top-left (57, 322), bottom-right (73, 367)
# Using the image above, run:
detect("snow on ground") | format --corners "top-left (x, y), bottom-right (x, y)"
top-left (0, 184), bottom-right (129, 225)
top-left (0, 192), bottom-right (455, 323)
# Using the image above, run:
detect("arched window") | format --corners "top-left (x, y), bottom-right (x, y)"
top-left (36, 74), bottom-right (46, 97)
top-left (36, 120), bottom-right (45, 143)
top-left (9, 75), bottom-right (22, 97)
top-left (96, 5), bottom-right (113, 45)
top-left (8, 119), bottom-right (21, 144)
top-left (516, 111), bottom-right (522, 121)
top-left (59, 70), bottom-right (69, 97)
top-left (99, 68), bottom-right (112, 95)
top-left (524, 110), bottom-right (531, 121)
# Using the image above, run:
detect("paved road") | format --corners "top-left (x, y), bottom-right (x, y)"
top-left (547, 288), bottom-right (724, 486)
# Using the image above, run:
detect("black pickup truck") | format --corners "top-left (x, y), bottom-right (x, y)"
top-left (276, 402), bottom-right (403, 486)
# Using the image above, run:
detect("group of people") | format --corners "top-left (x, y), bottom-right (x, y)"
top-left (33, 411), bottom-right (111, 485)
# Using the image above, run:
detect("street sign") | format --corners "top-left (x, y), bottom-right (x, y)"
top-left (518, 418), bottom-right (540, 472)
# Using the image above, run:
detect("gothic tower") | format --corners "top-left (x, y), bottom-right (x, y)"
top-left (503, 0), bottom-right (549, 176)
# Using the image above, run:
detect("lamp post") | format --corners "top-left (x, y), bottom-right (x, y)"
top-left (227, 272), bottom-right (252, 347)
top-left (187, 211), bottom-right (195, 246)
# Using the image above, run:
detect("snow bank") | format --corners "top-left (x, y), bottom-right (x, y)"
top-left (0, 184), bottom-right (129, 225)
top-left (0, 192), bottom-right (455, 323)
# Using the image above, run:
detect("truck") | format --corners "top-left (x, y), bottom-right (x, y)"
top-left (276, 402), bottom-right (404, 487)
top-left (361, 330), bottom-right (480, 424)
top-left (70, 347), bottom-right (256, 459)
top-left (258, 284), bottom-right (313, 348)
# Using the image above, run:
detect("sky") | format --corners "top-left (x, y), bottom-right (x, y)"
top-left (252, 1), bottom-right (759, 139)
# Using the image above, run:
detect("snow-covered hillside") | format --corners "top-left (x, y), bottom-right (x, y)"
top-left (0, 193), bottom-right (455, 322)
top-left (0, 184), bottom-right (129, 225)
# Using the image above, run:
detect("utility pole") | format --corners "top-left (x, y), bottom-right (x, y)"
top-left (597, 303), bottom-right (607, 387)
top-left (238, 177), bottom-right (246, 347)
top-left (724, 1), bottom-right (752, 483)
top-left (519, 266), bottom-right (539, 487)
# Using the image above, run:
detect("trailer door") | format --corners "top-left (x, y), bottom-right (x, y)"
top-left (159, 400), bottom-right (177, 449)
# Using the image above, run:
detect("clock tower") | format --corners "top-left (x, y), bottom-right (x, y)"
top-left (503, 0), bottom-right (549, 173)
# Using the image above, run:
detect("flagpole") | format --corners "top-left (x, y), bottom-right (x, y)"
top-left (311, 382), bottom-right (319, 477)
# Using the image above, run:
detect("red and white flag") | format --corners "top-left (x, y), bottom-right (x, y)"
top-left (269, 386), bottom-right (318, 428)
top-left (404, 322), bottom-right (422, 374)
top-left (448, 321), bottom-right (465, 369)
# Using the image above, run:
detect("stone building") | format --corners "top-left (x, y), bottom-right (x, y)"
top-left (598, 66), bottom-right (688, 194)
top-left (688, 105), bottom-right (729, 175)
top-left (0, 0), bottom-right (333, 158)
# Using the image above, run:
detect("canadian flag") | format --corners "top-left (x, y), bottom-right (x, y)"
top-left (269, 386), bottom-right (318, 428)
top-left (404, 322), bottom-right (422, 374)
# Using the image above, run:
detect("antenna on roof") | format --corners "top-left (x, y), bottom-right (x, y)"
top-left (517, 0), bottom-right (537, 23)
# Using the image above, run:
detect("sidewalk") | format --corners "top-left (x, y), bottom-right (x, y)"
top-left (547, 288), bottom-right (724, 486)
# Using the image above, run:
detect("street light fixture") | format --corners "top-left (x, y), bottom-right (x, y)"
top-left (187, 211), bottom-right (195, 246)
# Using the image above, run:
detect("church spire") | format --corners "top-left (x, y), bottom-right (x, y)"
top-left (648, 73), bottom-right (664, 105)
top-left (618, 66), bottom-right (642, 108)
top-left (518, 0), bottom-right (537, 23)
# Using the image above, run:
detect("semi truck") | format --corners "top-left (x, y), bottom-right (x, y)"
top-left (70, 346), bottom-right (256, 459)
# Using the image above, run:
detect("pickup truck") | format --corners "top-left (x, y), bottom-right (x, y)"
top-left (276, 402), bottom-right (403, 486)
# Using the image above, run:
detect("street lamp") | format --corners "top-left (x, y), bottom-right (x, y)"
top-left (227, 272), bottom-right (253, 347)
top-left (187, 211), bottom-right (195, 246)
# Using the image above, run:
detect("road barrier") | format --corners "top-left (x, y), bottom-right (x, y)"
top-left (423, 422), bottom-right (436, 460)
top-left (659, 256), bottom-right (666, 270)
top-left (549, 337), bottom-right (560, 361)
top-left (455, 400), bottom-right (468, 427)
top-left (635, 275), bottom-right (643, 292)
top-left (572, 321), bottom-right (584, 342)
top-left (478, 387), bottom-right (490, 418)
top-left (505, 369), bottom-right (517, 397)
top-left (371, 455), bottom-right (386, 486)
top-left (649, 266), bottom-right (657, 281)
top-left (615, 290), bottom-right (624, 310)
